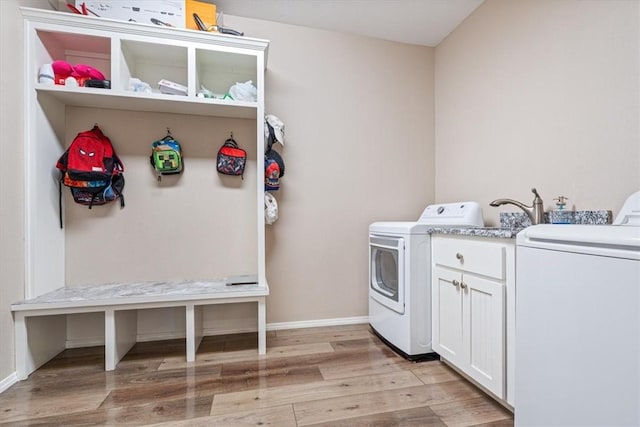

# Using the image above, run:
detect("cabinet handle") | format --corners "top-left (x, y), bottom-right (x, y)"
top-left (452, 279), bottom-right (460, 287)
top-left (456, 253), bottom-right (464, 262)
top-left (460, 282), bottom-right (468, 290)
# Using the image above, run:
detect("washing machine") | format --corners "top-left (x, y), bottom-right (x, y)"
top-left (369, 201), bottom-right (484, 360)
top-left (515, 191), bottom-right (640, 426)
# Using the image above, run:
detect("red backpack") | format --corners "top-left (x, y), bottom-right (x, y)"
top-left (216, 135), bottom-right (247, 178)
top-left (56, 126), bottom-right (125, 225)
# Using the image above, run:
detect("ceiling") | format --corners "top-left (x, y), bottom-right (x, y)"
top-left (212, 0), bottom-right (485, 47)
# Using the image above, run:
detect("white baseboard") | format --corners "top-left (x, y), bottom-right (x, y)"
top-left (136, 331), bottom-right (186, 342)
top-left (136, 316), bottom-right (369, 338)
top-left (267, 316), bottom-right (369, 331)
top-left (66, 338), bottom-right (105, 348)
top-left (203, 326), bottom-right (258, 336)
top-left (0, 372), bottom-right (18, 394)
top-left (63, 316), bottom-right (369, 347)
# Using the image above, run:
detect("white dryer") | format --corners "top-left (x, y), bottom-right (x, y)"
top-left (369, 202), bottom-right (484, 360)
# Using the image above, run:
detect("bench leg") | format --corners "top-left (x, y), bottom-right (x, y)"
top-left (105, 309), bottom-right (136, 371)
top-left (14, 313), bottom-right (66, 380)
top-left (258, 297), bottom-right (266, 355)
top-left (14, 313), bottom-right (28, 380)
top-left (186, 304), bottom-right (203, 362)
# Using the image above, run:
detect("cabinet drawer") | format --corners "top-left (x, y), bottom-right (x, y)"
top-left (432, 236), bottom-right (505, 280)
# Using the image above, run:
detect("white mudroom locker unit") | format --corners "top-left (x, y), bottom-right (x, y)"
top-left (16, 7), bottom-right (271, 377)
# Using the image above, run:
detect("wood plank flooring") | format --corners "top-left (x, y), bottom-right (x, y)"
top-left (0, 324), bottom-right (513, 426)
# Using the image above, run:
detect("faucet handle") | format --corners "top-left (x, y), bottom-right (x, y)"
top-left (531, 188), bottom-right (545, 225)
top-left (531, 188), bottom-right (542, 201)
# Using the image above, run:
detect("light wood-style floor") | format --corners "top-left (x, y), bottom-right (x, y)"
top-left (0, 324), bottom-right (513, 426)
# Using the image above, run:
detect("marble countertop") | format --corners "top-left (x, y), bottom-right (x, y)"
top-left (427, 210), bottom-right (612, 239)
top-left (428, 226), bottom-right (523, 239)
top-left (499, 210), bottom-right (612, 229)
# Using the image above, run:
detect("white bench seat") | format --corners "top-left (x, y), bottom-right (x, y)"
top-left (11, 279), bottom-right (268, 380)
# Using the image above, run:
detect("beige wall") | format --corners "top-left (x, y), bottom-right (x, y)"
top-left (226, 15), bottom-right (435, 323)
top-left (64, 108), bottom-right (259, 285)
top-left (435, 0), bottom-right (639, 225)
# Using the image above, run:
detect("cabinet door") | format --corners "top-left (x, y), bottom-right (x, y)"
top-left (432, 266), bottom-right (463, 365)
top-left (463, 274), bottom-right (505, 397)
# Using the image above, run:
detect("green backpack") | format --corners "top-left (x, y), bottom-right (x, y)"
top-left (150, 130), bottom-right (183, 181)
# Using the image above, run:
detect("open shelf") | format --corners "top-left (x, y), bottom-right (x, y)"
top-left (36, 84), bottom-right (258, 118)
top-left (118, 39), bottom-right (188, 95)
top-left (196, 48), bottom-right (258, 97)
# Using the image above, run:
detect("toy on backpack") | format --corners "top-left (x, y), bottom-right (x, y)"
top-left (150, 128), bottom-right (183, 181)
top-left (39, 60), bottom-right (107, 87)
top-left (56, 125), bottom-right (125, 227)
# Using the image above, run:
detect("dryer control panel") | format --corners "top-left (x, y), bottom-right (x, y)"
top-left (418, 201), bottom-right (484, 227)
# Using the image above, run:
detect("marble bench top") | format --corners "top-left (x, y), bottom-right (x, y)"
top-left (12, 277), bottom-right (268, 312)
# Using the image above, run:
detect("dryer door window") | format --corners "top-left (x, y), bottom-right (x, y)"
top-left (370, 235), bottom-right (404, 314)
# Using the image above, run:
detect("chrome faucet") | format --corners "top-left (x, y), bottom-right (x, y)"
top-left (490, 188), bottom-right (545, 225)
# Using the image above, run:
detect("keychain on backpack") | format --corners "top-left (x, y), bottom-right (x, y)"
top-left (150, 128), bottom-right (183, 181)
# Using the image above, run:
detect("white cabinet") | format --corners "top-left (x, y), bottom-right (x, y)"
top-left (432, 235), bottom-right (515, 405)
top-left (432, 266), bottom-right (464, 364)
top-left (19, 7), bottom-right (271, 375)
top-left (22, 7), bottom-right (270, 298)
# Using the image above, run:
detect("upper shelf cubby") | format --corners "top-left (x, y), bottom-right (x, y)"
top-left (34, 29), bottom-right (112, 81)
top-left (196, 49), bottom-right (258, 98)
top-left (23, 7), bottom-right (269, 119)
top-left (119, 40), bottom-right (189, 95)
